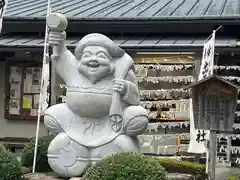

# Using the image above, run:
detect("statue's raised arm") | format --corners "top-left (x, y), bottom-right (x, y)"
top-left (46, 13), bottom-right (77, 85)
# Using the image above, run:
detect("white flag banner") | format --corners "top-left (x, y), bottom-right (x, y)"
top-left (188, 31), bottom-right (215, 154)
top-left (199, 32), bottom-right (215, 80)
top-left (0, 0), bottom-right (8, 33)
top-left (38, 8), bottom-right (51, 114)
top-left (40, 52), bottom-right (50, 112)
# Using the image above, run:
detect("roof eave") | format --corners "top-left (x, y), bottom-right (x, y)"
top-left (185, 75), bottom-right (240, 90)
top-left (0, 45), bottom-right (237, 53)
top-left (3, 15), bottom-right (240, 23)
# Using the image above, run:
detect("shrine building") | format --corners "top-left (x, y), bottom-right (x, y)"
top-left (0, 0), bottom-right (240, 165)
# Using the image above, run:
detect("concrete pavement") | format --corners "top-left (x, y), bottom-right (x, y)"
top-left (216, 167), bottom-right (239, 180)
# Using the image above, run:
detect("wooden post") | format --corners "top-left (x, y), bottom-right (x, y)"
top-left (195, 153), bottom-right (201, 164)
top-left (226, 136), bottom-right (232, 165)
top-left (208, 130), bottom-right (217, 180)
top-left (176, 135), bottom-right (180, 155)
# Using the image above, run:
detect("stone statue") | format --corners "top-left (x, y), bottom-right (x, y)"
top-left (44, 13), bottom-right (149, 178)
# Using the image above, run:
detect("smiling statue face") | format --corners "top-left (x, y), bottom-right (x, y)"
top-left (77, 45), bottom-right (113, 84)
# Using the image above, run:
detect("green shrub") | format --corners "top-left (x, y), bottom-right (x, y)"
top-left (228, 175), bottom-right (240, 180)
top-left (156, 158), bottom-right (207, 180)
top-left (20, 166), bottom-right (31, 174)
top-left (21, 135), bottom-right (54, 172)
top-left (0, 150), bottom-right (22, 180)
top-left (83, 152), bottom-right (167, 180)
top-left (0, 143), bottom-right (6, 152)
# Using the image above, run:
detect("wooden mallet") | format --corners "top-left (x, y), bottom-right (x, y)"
top-left (46, 13), bottom-right (68, 57)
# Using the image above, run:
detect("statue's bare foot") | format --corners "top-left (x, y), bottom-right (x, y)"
top-left (48, 133), bottom-right (90, 178)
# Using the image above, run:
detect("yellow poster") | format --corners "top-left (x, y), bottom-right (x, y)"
top-left (23, 95), bottom-right (32, 109)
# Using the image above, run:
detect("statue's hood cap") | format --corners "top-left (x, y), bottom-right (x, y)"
top-left (74, 33), bottom-right (125, 59)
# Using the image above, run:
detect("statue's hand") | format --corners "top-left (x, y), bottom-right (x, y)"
top-left (49, 31), bottom-right (66, 46)
top-left (49, 31), bottom-right (67, 58)
top-left (112, 79), bottom-right (127, 96)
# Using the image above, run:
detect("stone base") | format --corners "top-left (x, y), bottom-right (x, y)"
top-left (22, 173), bottom-right (63, 180)
top-left (22, 173), bottom-right (83, 180)
top-left (167, 173), bottom-right (194, 180)
top-left (23, 172), bottom-right (194, 180)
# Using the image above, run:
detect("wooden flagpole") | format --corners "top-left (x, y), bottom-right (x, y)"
top-left (203, 26), bottom-right (222, 179)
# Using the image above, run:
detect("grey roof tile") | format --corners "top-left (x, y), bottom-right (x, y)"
top-left (6, 37), bottom-right (37, 45)
top-left (205, 0), bottom-right (226, 16)
top-left (90, 0), bottom-right (132, 18)
top-left (123, 36), bottom-right (146, 44)
top-left (112, 36), bottom-right (130, 45)
top-left (65, 38), bottom-right (79, 44)
top-left (105, 0), bottom-right (144, 18)
top-left (55, 0), bottom-right (87, 15)
top-left (4, 0), bottom-right (240, 20)
top-left (155, 0), bottom-right (186, 17)
top-left (80, 0), bottom-right (121, 17)
top-left (157, 37), bottom-right (178, 44)
top-left (27, 0), bottom-right (71, 17)
top-left (170, 0), bottom-right (198, 16)
top-left (188, 0), bottom-right (212, 16)
top-left (174, 37), bottom-right (194, 44)
top-left (222, 0), bottom-right (239, 16)
top-left (0, 36), bottom-right (25, 44)
top-left (139, 0), bottom-right (172, 17)
top-left (65, 0), bottom-right (105, 17)
top-left (8, 1), bottom-right (48, 16)
top-left (215, 38), bottom-right (232, 45)
top-left (140, 36), bottom-right (162, 45)
top-left (0, 35), bottom-right (235, 48)
top-left (192, 37), bottom-right (205, 44)
top-left (26, 38), bottom-right (45, 45)
top-left (121, 0), bottom-right (158, 18)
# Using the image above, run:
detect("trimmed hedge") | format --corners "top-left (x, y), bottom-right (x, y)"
top-left (0, 143), bottom-right (6, 153)
top-left (83, 152), bottom-right (167, 180)
top-left (156, 158), bottom-right (207, 180)
top-left (21, 135), bottom-right (54, 172)
top-left (0, 150), bottom-right (22, 180)
top-left (228, 175), bottom-right (240, 180)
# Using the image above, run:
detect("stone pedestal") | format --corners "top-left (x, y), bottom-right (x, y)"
top-left (167, 173), bottom-right (194, 180)
top-left (22, 173), bottom-right (62, 180)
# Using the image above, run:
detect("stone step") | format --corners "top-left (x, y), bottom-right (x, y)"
top-left (23, 173), bottom-right (195, 180)
top-left (167, 173), bottom-right (194, 180)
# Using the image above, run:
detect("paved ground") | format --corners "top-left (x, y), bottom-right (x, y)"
top-left (216, 167), bottom-right (239, 180)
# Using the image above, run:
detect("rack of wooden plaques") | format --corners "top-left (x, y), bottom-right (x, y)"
top-left (134, 54), bottom-right (194, 156)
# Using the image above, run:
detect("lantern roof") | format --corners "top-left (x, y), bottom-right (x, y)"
top-left (185, 75), bottom-right (240, 90)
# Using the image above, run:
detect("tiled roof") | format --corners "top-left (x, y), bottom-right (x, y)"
top-left (4, 0), bottom-right (240, 20)
top-left (0, 35), bottom-right (236, 48)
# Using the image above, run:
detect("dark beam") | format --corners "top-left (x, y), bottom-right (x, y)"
top-left (1, 21), bottom-right (217, 34)
top-left (0, 46), bottom-right (239, 54)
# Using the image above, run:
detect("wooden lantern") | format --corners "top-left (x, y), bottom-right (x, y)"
top-left (186, 75), bottom-right (239, 132)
